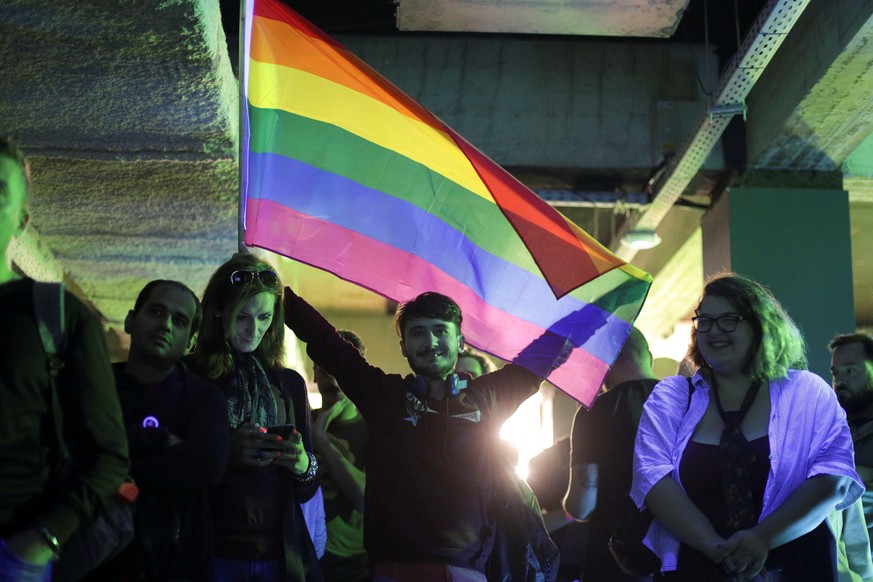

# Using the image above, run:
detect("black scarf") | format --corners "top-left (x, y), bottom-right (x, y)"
top-left (711, 376), bottom-right (763, 533)
top-left (225, 351), bottom-right (278, 429)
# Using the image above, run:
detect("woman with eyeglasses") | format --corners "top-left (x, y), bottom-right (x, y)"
top-left (190, 253), bottom-right (322, 582)
top-left (631, 273), bottom-right (861, 581)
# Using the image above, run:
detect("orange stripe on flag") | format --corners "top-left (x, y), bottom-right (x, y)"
top-left (251, 15), bottom-right (442, 133)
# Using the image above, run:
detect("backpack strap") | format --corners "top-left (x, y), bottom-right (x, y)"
top-left (33, 281), bottom-right (66, 368)
top-left (33, 281), bottom-right (69, 462)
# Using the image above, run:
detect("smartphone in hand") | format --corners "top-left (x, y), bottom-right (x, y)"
top-left (266, 424), bottom-right (295, 440)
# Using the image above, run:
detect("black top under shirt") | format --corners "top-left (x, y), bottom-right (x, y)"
top-left (666, 436), bottom-right (836, 582)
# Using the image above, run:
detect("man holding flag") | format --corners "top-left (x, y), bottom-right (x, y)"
top-left (284, 288), bottom-right (543, 581)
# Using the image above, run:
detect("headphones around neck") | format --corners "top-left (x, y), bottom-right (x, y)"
top-left (408, 373), bottom-right (468, 398)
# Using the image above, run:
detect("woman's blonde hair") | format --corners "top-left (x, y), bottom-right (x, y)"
top-left (192, 253), bottom-right (285, 378)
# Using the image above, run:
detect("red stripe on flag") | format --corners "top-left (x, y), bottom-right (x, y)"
top-left (449, 130), bottom-right (626, 297)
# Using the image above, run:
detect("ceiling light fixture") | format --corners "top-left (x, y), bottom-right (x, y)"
top-left (708, 102), bottom-right (747, 122)
top-left (620, 229), bottom-right (661, 250)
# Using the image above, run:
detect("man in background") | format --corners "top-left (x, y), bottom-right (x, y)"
top-left (829, 332), bottom-right (873, 580)
top-left (564, 327), bottom-right (657, 582)
top-left (312, 330), bottom-right (369, 581)
top-left (830, 332), bottom-right (873, 504)
top-left (455, 347), bottom-right (495, 379)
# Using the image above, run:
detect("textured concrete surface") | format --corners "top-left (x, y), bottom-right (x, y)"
top-left (339, 35), bottom-right (716, 171)
top-left (2, 0), bottom-right (238, 326)
top-left (746, 0), bottom-right (873, 171)
top-left (396, 0), bottom-right (692, 37)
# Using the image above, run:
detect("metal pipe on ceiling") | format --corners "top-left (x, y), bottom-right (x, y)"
top-left (610, 0), bottom-right (812, 261)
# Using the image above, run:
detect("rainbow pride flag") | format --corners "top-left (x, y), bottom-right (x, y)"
top-left (241, 0), bottom-right (652, 406)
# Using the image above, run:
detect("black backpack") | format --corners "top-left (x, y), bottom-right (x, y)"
top-left (487, 453), bottom-right (560, 582)
top-left (32, 282), bottom-right (136, 582)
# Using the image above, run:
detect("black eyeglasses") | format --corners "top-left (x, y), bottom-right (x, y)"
top-left (229, 269), bottom-right (280, 288)
top-left (691, 314), bottom-right (745, 333)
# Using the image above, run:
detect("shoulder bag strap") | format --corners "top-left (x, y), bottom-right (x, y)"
top-left (33, 281), bottom-right (69, 462)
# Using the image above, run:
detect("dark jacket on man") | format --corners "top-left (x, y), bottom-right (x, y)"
top-left (114, 362), bottom-right (229, 580)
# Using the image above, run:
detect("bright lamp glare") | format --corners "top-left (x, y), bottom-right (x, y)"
top-left (500, 392), bottom-right (547, 479)
top-left (620, 230), bottom-right (661, 250)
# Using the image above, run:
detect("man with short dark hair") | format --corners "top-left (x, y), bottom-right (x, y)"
top-left (830, 332), bottom-right (873, 576)
top-left (455, 347), bottom-right (495, 379)
top-left (109, 280), bottom-right (229, 580)
top-left (831, 333), bottom-right (873, 499)
top-left (830, 333), bottom-right (873, 424)
top-left (312, 330), bottom-right (369, 581)
top-left (285, 289), bottom-right (543, 581)
top-left (564, 327), bottom-right (657, 582)
top-left (0, 136), bottom-right (129, 581)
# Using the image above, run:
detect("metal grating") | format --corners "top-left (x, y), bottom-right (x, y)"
top-left (613, 0), bottom-right (811, 260)
top-left (537, 189), bottom-right (649, 208)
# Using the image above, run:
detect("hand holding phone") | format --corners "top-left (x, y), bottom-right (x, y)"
top-left (266, 424), bottom-right (295, 440)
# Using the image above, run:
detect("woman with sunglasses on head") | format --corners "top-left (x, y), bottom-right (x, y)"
top-left (631, 273), bottom-right (862, 581)
top-left (190, 253), bottom-right (322, 582)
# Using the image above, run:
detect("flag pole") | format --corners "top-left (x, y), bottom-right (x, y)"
top-left (237, 0), bottom-right (248, 253)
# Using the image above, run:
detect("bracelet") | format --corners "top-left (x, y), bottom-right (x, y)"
top-left (35, 524), bottom-right (61, 561)
top-left (295, 452), bottom-right (318, 486)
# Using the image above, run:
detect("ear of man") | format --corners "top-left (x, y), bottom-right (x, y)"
top-left (186, 333), bottom-right (197, 354)
top-left (123, 310), bottom-right (135, 335)
top-left (17, 208), bottom-right (29, 234)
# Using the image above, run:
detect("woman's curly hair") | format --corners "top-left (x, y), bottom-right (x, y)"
top-left (686, 272), bottom-right (807, 380)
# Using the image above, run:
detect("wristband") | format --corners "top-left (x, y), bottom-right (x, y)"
top-left (295, 452), bottom-right (318, 486)
top-left (35, 524), bottom-right (61, 561)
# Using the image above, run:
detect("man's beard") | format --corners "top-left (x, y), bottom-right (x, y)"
top-left (838, 386), bottom-right (873, 415)
top-left (410, 351), bottom-right (455, 380)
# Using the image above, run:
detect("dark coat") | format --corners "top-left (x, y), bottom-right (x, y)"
top-left (114, 362), bottom-right (229, 581)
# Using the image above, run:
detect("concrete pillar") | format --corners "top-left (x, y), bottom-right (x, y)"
top-left (701, 176), bottom-right (854, 379)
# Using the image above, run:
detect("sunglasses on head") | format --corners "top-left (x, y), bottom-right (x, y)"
top-left (229, 269), bottom-right (280, 288)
